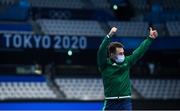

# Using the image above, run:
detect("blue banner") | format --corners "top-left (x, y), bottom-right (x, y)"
top-left (0, 34), bottom-right (88, 50)
top-left (0, 33), bottom-right (179, 51)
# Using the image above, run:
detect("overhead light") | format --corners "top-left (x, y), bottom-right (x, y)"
top-left (68, 50), bottom-right (72, 56)
top-left (113, 4), bottom-right (118, 10)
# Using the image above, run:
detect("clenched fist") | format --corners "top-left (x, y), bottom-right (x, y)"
top-left (149, 27), bottom-right (158, 39)
top-left (108, 27), bottom-right (117, 37)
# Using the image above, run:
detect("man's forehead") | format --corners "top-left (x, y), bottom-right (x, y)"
top-left (116, 47), bottom-right (124, 52)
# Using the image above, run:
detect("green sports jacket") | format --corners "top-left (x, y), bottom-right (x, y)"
top-left (97, 35), bottom-right (153, 97)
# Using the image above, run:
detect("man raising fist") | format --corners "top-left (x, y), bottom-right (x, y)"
top-left (97, 27), bottom-right (158, 110)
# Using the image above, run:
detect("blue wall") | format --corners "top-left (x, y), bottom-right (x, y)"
top-left (0, 102), bottom-right (103, 110)
top-left (0, 23), bottom-right (32, 31)
top-left (0, 75), bottom-right (46, 82)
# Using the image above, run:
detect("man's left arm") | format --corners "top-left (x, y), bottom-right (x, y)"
top-left (128, 27), bottom-right (158, 66)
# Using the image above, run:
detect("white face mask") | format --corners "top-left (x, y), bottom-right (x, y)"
top-left (115, 55), bottom-right (125, 63)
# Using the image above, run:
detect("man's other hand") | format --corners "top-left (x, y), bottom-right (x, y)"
top-left (149, 27), bottom-right (158, 39)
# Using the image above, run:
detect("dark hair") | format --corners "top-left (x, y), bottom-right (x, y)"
top-left (108, 42), bottom-right (124, 56)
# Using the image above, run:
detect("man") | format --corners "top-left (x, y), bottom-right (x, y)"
top-left (97, 27), bottom-right (158, 110)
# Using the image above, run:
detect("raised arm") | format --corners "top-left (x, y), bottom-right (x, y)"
top-left (97, 27), bottom-right (117, 71)
top-left (128, 27), bottom-right (158, 66)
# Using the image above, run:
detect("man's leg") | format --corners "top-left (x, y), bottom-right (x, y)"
top-left (103, 99), bottom-right (132, 111)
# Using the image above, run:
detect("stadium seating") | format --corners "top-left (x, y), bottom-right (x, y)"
top-left (162, 0), bottom-right (180, 10)
top-left (37, 19), bottom-right (105, 36)
top-left (166, 21), bottom-right (180, 36)
top-left (0, 82), bottom-right (57, 100)
top-left (29, 0), bottom-right (84, 9)
top-left (129, 0), bottom-right (147, 10)
top-left (29, 0), bottom-right (111, 9)
top-left (90, 0), bottom-right (110, 9)
top-left (132, 79), bottom-right (180, 99)
top-left (0, 0), bottom-right (16, 5)
top-left (55, 78), bottom-right (180, 100)
top-left (129, 0), bottom-right (180, 11)
top-left (0, 75), bottom-right (57, 100)
top-left (55, 78), bottom-right (104, 100)
top-left (108, 21), bottom-right (149, 37)
top-left (0, 76), bottom-right (179, 100)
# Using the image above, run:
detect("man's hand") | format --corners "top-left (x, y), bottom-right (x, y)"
top-left (108, 27), bottom-right (117, 37)
top-left (149, 27), bottom-right (158, 39)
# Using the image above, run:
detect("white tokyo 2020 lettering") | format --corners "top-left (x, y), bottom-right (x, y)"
top-left (3, 34), bottom-right (87, 50)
